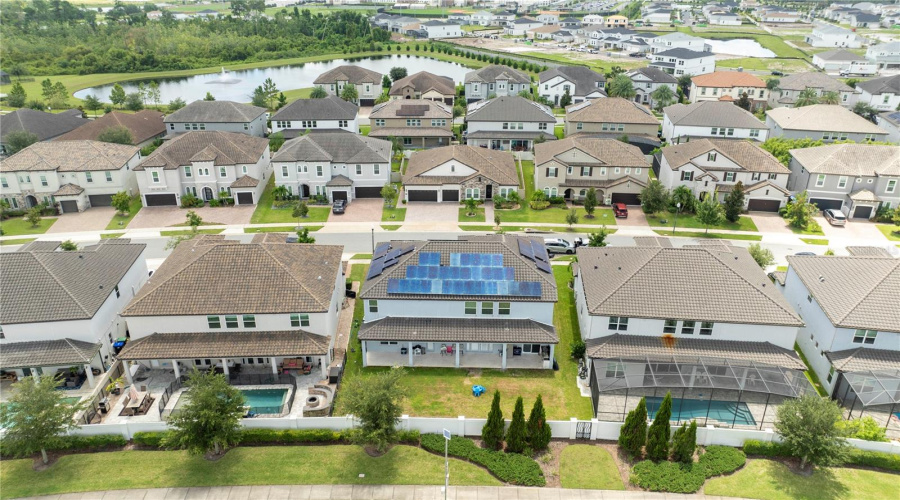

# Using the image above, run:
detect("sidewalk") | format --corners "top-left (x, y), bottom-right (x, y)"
top-left (15, 485), bottom-right (754, 500)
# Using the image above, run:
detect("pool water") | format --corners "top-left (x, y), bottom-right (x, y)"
top-left (61, 397), bottom-right (82, 405)
top-left (241, 389), bottom-right (288, 414)
top-left (644, 396), bottom-right (756, 426)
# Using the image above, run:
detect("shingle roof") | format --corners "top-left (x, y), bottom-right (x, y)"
top-left (660, 138), bottom-right (788, 173)
top-left (121, 235), bottom-right (342, 316)
top-left (369, 99), bottom-right (452, 120)
top-left (0, 241), bottom-right (146, 324)
top-left (789, 144), bottom-right (900, 176)
top-left (535, 137), bottom-right (647, 169)
top-left (654, 48), bottom-right (714, 60)
top-left (539, 66), bottom-right (607, 97)
top-left (766, 105), bottom-right (885, 134)
top-left (358, 317), bottom-right (558, 343)
top-left (0, 140), bottom-right (139, 173)
top-left (691, 71), bottom-right (766, 89)
top-left (786, 255), bottom-right (900, 333)
top-left (272, 130), bottom-right (391, 164)
top-left (55, 110), bottom-right (165, 144)
top-left (136, 131), bottom-right (268, 170)
top-left (467, 96), bottom-right (555, 123)
top-left (628, 67), bottom-right (678, 84)
top-left (270, 95), bottom-right (358, 121)
top-left (464, 65), bottom-right (530, 85)
top-left (856, 74), bottom-right (900, 95)
top-left (117, 331), bottom-right (330, 360)
top-left (0, 109), bottom-right (88, 142)
top-left (814, 49), bottom-right (865, 61)
top-left (826, 348), bottom-right (900, 373)
top-left (664, 101), bottom-right (768, 129)
top-left (566, 97), bottom-right (659, 125)
top-left (53, 183), bottom-right (85, 196)
top-left (164, 100), bottom-right (266, 123)
top-left (577, 246), bottom-right (802, 327)
top-left (403, 145), bottom-right (519, 186)
top-left (389, 71), bottom-right (455, 97)
top-left (775, 72), bottom-right (854, 93)
top-left (0, 339), bottom-right (102, 369)
top-left (313, 65), bottom-right (382, 85)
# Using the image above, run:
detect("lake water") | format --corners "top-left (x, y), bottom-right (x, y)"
top-left (706, 39), bottom-right (775, 58)
top-left (74, 55), bottom-right (472, 103)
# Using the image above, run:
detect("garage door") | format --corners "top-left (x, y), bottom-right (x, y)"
top-left (442, 189), bottom-right (459, 202)
top-left (332, 190), bottom-right (348, 201)
top-left (88, 194), bottom-right (113, 207)
top-left (237, 192), bottom-right (254, 205)
top-left (59, 200), bottom-right (79, 213)
top-left (747, 199), bottom-right (781, 212)
top-left (810, 198), bottom-right (842, 211)
top-left (408, 190), bottom-right (438, 202)
top-left (853, 205), bottom-right (873, 219)
top-left (611, 193), bottom-right (641, 205)
top-left (355, 186), bottom-right (382, 198)
top-left (145, 193), bottom-right (177, 206)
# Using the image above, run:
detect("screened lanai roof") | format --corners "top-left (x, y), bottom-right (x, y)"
top-left (839, 370), bottom-right (900, 406)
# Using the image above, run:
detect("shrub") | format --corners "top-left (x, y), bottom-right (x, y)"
top-left (529, 200), bottom-right (550, 210)
top-left (618, 397), bottom-right (648, 458)
top-left (630, 460), bottom-right (706, 493)
top-left (671, 421), bottom-right (697, 463)
top-left (646, 392), bottom-right (672, 461)
top-left (505, 397), bottom-right (527, 453)
top-left (742, 439), bottom-right (791, 457)
top-left (240, 428), bottom-right (346, 444)
top-left (548, 196), bottom-right (566, 206)
top-left (847, 448), bottom-right (900, 471)
top-left (421, 434), bottom-right (545, 486)
top-left (570, 340), bottom-right (585, 359)
top-left (482, 390), bottom-right (505, 450)
top-left (837, 416), bottom-right (889, 442)
top-left (698, 445), bottom-right (745, 477)
top-left (133, 431), bottom-right (169, 448)
top-left (180, 193), bottom-right (204, 208)
top-left (1, 434), bottom-right (127, 458)
top-left (396, 429), bottom-right (420, 445)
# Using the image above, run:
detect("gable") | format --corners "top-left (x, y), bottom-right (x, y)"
top-left (554, 147), bottom-right (605, 165)
top-left (420, 160), bottom-right (478, 176)
top-left (689, 151), bottom-right (743, 170)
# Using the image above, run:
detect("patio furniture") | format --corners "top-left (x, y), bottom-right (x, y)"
top-left (301, 362), bottom-right (312, 375)
top-left (472, 385), bottom-right (486, 397)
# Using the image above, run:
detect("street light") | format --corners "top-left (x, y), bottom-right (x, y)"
top-left (672, 202), bottom-right (682, 236)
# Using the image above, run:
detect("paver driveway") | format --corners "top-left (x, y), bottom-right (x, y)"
top-left (128, 205), bottom-right (254, 229)
top-left (328, 198), bottom-right (383, 223)
top-left (46, 207), bottom-right (115, 234)
top-left (815, 216), bottom-right (887, 241)
top-left (749, 213), bottom-right (795, 235)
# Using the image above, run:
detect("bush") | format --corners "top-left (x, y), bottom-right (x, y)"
top-left (570, 340), bottom-right (585, 359)
top-left (1, 434), bottom-right (127, 458)
top-left (421, 434), bottom-right (545, 486)
top-left (742, 439), bottom-right (791, 457)
top-left (133, 431), bottom-right (169, 448)
top-left (846, 448), bottom-right (900, 471)
top-left (698, 446), bottom-right (745, 477)
top-left (630, 446), bottom-right (745, 493)
top-left (396, 429), bottom-right (420, 445)
top-left (240, 428), bottom-right (346, 444)
top-left (180, 193), bottom-right (204, 208)
top-left (548, 196), bottom-right (566, 206)
top-left (837, 416), bottom-right (889, 442)
top-left (530, 200), bottom-right (550, 210)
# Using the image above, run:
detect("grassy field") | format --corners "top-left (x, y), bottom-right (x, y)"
top-left (645, 213), bottom-right (759, 232)
top-left (877, 224), bottom-right (900, 241)
top-left (700, 32), bottom-right (808, 59)
top-left (653, 229), bottom-right (763, 241)
top-left (717, 57), bottom-right (811, 73)
top-left (104, 195), bottom-right (142, 230)
top-left (0, 446), bottom-right (499, 499)
top-left (559, 445), bottom-right (624, 490)
top-left (0, 217), bottom-right (57, 236)
top-left (459, 206), bottom-right (486, 223)
top-left (0, 237), bottom-right (37, 246)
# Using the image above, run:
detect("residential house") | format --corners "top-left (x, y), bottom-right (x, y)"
top-left (576, 242), bottom-right (809, 428)
top-left (402, 145), bottom-right (519, 202)
top-left (164, 101), bottom-right (267, 138)
top-left (55, 110), bottom-right (166, 147)
top-left (857, 74), bottom-right (900, 110)
top-left (812, 49), bottom-right (877, 75)
top-left (534, 136), bottom-right (649, 204)
top-left (589, 27), bottom-right (640, 49)
top-left (358, 235), bottom-right (559, 370)
top-left (662, 101), bottom-right (769, 143)
top-left (657, 138), bottom-right (792, 211)
top-left (492, 11), bottom-right (516, 26)
top-left (389, 71), bottom-right (456, 105)
top-left (551, 29), bottom-right (576, 43)
top-left (690, 71), bottom-right (768, 111)
top-left (605, 14), bottom-right (628, 28)
top-left (628, 67), bottom-right (679, 109)
top-left (650, 48), bottom-right (716, 77)
top-left (448, 12), bottom-right (471, 24)
top-left (876, 111), bottom-right (900, 143)
top-left (0, 141), bottom-right (140, 213)
top-left (505, 17), bottom-right (543, 35)
top-left (765, 105), bottom-right (887, 143)
top-left (118, 234), bottom-right (344, 381)
top-left (642, 9), bottom-right (672, 24)
top-left (866, 42), bottom-right (900, 71)
top-left (0, 109), bottom-right (88, 155)
top-left (559, 17), bottom-right (582, 29)
top-left (565, 97), bottom-right (660, 139)
top-left (768, 72), bottom-right (858, 109)
top-left (650, 32), bottom-right (711, 54)
top-left (386, 16), bottom-right (420, 33)
top-left (786, 143), bottom-right (899, 218)
top-left (313, 65), bottom-right (383, 106)
top-left (537, 10), bottom-right (561, 24)
top-left (538, 66), bottom-right (606, 106)
top-left (582, 14), bottom-right (604, 25)
top-left (270, 95), bottom-right (359, 138)
top-left (529, 24), bottom-right (565, 40)
top-left (272, 131), bottom-right (391, 203)
top-left (420, 20), bottom-right (463, 38)
top-left (850, 12), bottom-right (880, 28)
top-left (464, 65), bottom-right (531, 103)
top-left (0, 239), bottom-right (149, 385)
top-left (805, 23), bottom-right (864, 48)
top-left (469, 10), bottom-right (495, 26)
top-left (134, 131), bottom-right (270, 207)
top-left (758, 7), bottom-right (802, 23)
top-left (465, 96), bottom-right (556, 151)
top-left (707, 9), bottom-right (742, 25)
top-left (369, 99), bottom-right (454, 149)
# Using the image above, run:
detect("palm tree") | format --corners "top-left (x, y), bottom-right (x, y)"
top-left (795, 87), bottom-right (819, 107)
top-left (309, 86), bottom-right (327, 99)
top-left (820, 91), bottom-right (841, 105)
top-left (650, 85), bottom-right (675, 111)
top-left (272, 185), bottom-right (290, 201)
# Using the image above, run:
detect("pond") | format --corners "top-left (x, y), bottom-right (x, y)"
top-left (74, 55), bottom-right (473, 103)
top-left (706, 39), bottom-right (775, 58)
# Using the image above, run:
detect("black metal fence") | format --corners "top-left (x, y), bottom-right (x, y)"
top-left (158, 375), bottom-right (187, 420)
top-left (328, 352), bottom-right (348, 417)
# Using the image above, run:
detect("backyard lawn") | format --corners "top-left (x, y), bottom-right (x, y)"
top-left (105, 195), bottom-right (143, 230)
top-left (559, 445), bottom-right (624, 490)
top-left (877, 224), bottom-right (900, 241)
top-left (250, 178), bottom-right (330, 224)
top-left (459, 206), bottom-right (486, 223)
top-left (0, 216), bottom-right (57, 236)
top-left (645, 212), bottom-right (758, 232)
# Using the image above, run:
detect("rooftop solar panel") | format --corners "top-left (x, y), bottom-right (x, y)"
top-left (397, 104), bottom-right (429, 116)
top-left (367, 258), bottom-right (385, 280)
top-left (532, 241), bottom-right (549, 262)
top-left (518, 238), bottom-right (535, 261)
top-left (535, 259), bottom-right (552, 274)
top-left (419, 252), bottom-right (441, 266)
top-left (374, 243), bottom-right (390, 259)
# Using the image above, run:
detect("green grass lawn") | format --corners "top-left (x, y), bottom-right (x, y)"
top-left (250, 178), bottom-right (330, 224)
top-left (381, 224), bottom-right (401, 231)
top-left (0, 446), bottom-right (499, 499)
top-left (877, 224), bottom-right (900, 241)
top-left (459, 206), bottom-right (486, 223)
top-left (704, 459), bottom-right (900, 500)
top-left (0, 217), bottom-right (57, 236)
top-left (789, 224), bottom-right (825, 236)
top-left (105, 195), bottom-right (143, 230)
top-left (100, 233), bottom-right (123, 239)
top-left (459, 225), bottom-right (592, 233)
top-left (348, 263), bottom-right (369, 284)
top-left (0, 237), bottom-right (37, 246)
top-left (653, 230), bottom-right (763, 241)
top-left (382, 207), bottom-right (407, 222)
top-left (794, 342), bottom-right (827, 397)
top-left (351, 254), bottom-right (372, 260)
top-left (554, 125), bottom-right (565, 140)
top-left (645, 213), bottom-right (758, 232)
top-left (243, 225), bottom-right (323, 233)
top-left (717, 57), bottom-right (811, 73)
top-left (160, 229), bottom-right (225, 236)
top-left (800, 238), bottom-right (828, 245)
top-left (559, 445), bottom-right (624, 490)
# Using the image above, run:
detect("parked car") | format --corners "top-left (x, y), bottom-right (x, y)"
top-left (613, 203), bottom-right (628, 218)
top-left (332, 199), bottom-right (346, 214)
top-left (823, 208), bottom-right (846, 226)
top-left (629, 52), bottom-right (644, 57)
top-left (771, 70), bottom-right (784, 76)
top-left (794, 252), bottom-right (816, 256)
top-left (544, 238), bottom-right (576, 254)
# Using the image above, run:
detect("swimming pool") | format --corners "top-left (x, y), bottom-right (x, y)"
top-left (61, 396), bottom-right (82, 405)
top-left (173, 388), bottom-right (289, 415)
top-left (644, 396), bottom-right (757, 426)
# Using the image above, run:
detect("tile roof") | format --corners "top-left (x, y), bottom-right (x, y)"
top-left (136, 131), bottom-right (268, 170)
top-left (370, 99), bottom-right (452, 119)
top-left (230, 175), bottom-right (259, 188)
top-left (389, 71), bottom-right (455, 97)
top-left (535, 137), bottom-right (647, 169)
top-left (53, 183), bottom-right (85, 196)
top-left (326, 174), bottom-right (353, 187)
top-left (826, 348), bottom-right (900, 373)
top-left (850, 188), bottom-right (880, 202)
top-left (0, 339), bottom-right (101, 369)
top-left (560, 175), bottom-right (647, 189)
top-left (660, 138), bottom-right (788, 173)
top-left (814, 49), bottom-right (865, 61)
top-left (117, 331), bottom-right (330, 360)
top-left (788, 144), bottom-right (900, 176)
top-left (785, 255), bottom-right (900, 333)
top-left (55, 110), bottom-right (165, 144)
top-left (358, 317), bottom-right (558, 343)
top-left (539, 66), bottom-right (606, 97)
top-left (272, 130), bottom-right (391, 164)
top-left (566, 97), bottom-right (659, 125)
top-left (164, 100), bottom-right (266, 123)
top-left (403, 145), bottom-right (519, 186)
top-left (577, 246), bottom-right (802, 327)
top-left (0, 141), bottom-right (139, 173)
top-left (846, 246), bottom-right (893, 257)
top-left (369, 127), bottom-right (454, 139)
top-left (0, 241), bottom-right (146, 324)
top-left (627, 67), bottom-right (678, 84)
top-left (766, 105), bottom-right (885, 134)
top-left (464, 65), bottom-right (530, 85)
top-left (313, 65), bottom-right (382, 85)
top-left (18, 240), bottom-right (62, 252)
top-left (664, 101), bottom-right (769, 129)
top-left (856, 74), bottom-right (900, 95)
top-left (654, 48), bottom-right (714, 60)
top-left (0, 109), bottom-right (88, 142)
top-left (270, 95), bottom-right (358, 121)
top-left (466, 96), bottom-right (556, 123)
top-left (691, 71), bottom-right (766, 88)
top-left (121, 235), bottom-right (342, 316)
top-left (775, 72), bottom-right (854, 93)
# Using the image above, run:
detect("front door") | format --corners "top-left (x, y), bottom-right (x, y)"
top-left (301, 184), bottom-right (310, 198)
top-left (490, 140), bottom-right (501, 150)
top-left (485, 184), bottom-right (493, 199)
top-left (25, 195), bottom-right (38, 208)
top-left (202, 187), bottom-right (214, 201)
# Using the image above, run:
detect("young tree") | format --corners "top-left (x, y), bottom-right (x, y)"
top-left (277, 92), bottom-right (287, 110)
top-left (186, 210), bottom-right (203, 232)
top-left (164, 369), bottom-right (245, 455)
top-left (565, 208), bottom-right (579, 228)
top-left (251, 86), bottom-right (268, 108)
top-left (110, 84), bottom-right (126, 109)
top-left (482, 390), bottom-right (505, 450)
top-left (505, 396), bottom-right (527, 453)
top-left (795, 87), bottom-right (819, 107)
top-left (125, 92), bottom-right (144, 111)
top-left (204, 92), bottom-right (216, 101)
top-left (640, 180), bottom-right (668, 215)
top-left (168, 98), bottom-right (186, 112)
top-left (148, 81), bottom-right (161, 109)
top-left (4, 130), bottom-right (39, 154)
top-left (382, 75), bottom-right (392, 88)
top-left (295, 227), bottom-right (316, 243)
top-left (268, 131), bottom-right (285, 152)
top-left (695, 193), bottom-right (724, 233)
top-left (41, 78), bottom-right (54, 103)
top-left (340, 84), bottom-right (359, 103)
top-left (583, 188), bottom-right (597, 218)
top-left (526, 395), bottom-right (552, 451)
top-left (389, 67), bottom-right (408, 82)
top-left (310, 86), bottom-right (328, 98)
top-left (766, 78), bottom-right (780, 91)
top-left (59, 240), bottom-right (78, 251)
top-left (83, 94), bottom-right (104, 117)
top-left (650, 84), bottom-right (675, 111)
top-left (137, 82), bottom-right (147, 106)
top-left (262, 78), bottom-right (279, 109)
top-left (494, 212), bottom-right (502, 229)
top-left (646, 391), bottom-right (672, 461)
top-left (588, 226), bottom-right (609, 247)
top-left (380, 184), bottom-right (397, 207)
top-left (785, 190), bottom-right (817, 229)
top-left (8, 82), bottom-right (27, 108)
top-left (736, 92), bottom-right (751, 111)
top-left (559, 88), bottom-right (572, 107)
top-left (341, 367), bottom-right (407, 452)
top-left (25, 207), bottom-right (42, 227)
top-left (852, 101), bottom-right (878, 122)
top-left (722, 181), bottom-right (745, 223)
top-left (111, 191), bottom-right (131, 216)
top-left (670, 185), bottom-right (695, 213)
top-left (618, 397), bottom-right (648, 458)
top-left (748, 242), bottom-right (775, 268)
top-left (671, 420), bottom-right (697, 463)
top-left (97, 126), bottom-right (135, 145)
top-left (606, 74), bottom-right (636, 99)
top-left (775, 394), bottom-right (849, 470)
top-left (0, 374), bottom-right (86, 464)
top-left (464, 197), bottom-right (478, 216)
top-left (293, 201), bottom-right (309, 224)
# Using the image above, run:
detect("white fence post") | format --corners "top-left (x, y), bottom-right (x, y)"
top-left (401, 414), bottom-right (410, 432)
top-left (589, 418), bottom-right (599, 440)
top-left (764, 428), bottom-right (775, 443)
top-left (569, 417), bottom-right (578, 440)
top-left (458, 415), bottom-right (466, 436)
top-left (705, 425), bottom-right (715, 446)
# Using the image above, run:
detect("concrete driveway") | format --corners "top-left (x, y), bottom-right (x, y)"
top-left (405, 201), bottom-right (459, 223)
top-left (815, 216), bottom-right (887, 241)
top-left (749, 213), bottom-right (795, 235)
top-left (328, 198), bottom-right (383, 223)
top-left (46, 207), bottom-right (115, 234)
top-left (613, 207), bottom-right (649, 227)
top-left (128, 205), bottom-right (255, 229)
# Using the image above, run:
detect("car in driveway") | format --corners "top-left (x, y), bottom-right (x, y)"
top-left (332, 199), bottom-right (346, 214)
top-left (544, 238), bottom-right (576, 254)
top-left (613, 203), bottom-right (628, 218)
top-left (823, 209), bottom-right (846, 226)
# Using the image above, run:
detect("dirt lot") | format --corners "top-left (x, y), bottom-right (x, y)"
top-left (452, 35), bottom-right (645, 66)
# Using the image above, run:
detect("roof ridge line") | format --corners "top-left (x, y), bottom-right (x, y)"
top-left (707, 248), bottom-right (801, 323)
top-left (121, 241), bottom-right (218, 315)
top-left (63, 338), bottom-right (92, 362)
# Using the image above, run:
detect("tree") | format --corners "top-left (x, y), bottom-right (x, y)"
top-left (760, 137), bottom-right (824, 166)
top-left (381, 184), bottom-right (397, 207)
top-left (262, 78), bottom-right (279, 109)
top-left (588, 226), bottom-right (609, 247)
top-left (670, 185), bottom-right (695, 213)
top-left (340, 84), bottom-right (359, 103)
top-left (795, 87), bottom-right (819, 107)
top-left (618, 397), bottom-right (647, 458)
top-left (650, 84), bottom-right (675, 111)
top-left (111, 191), bottom-right (131, 215)
top-left (766, 78), bottom-right (780, 91)
top-left (310, 86), bottom-right (328, 98)
top-left (565, 208), bottom-right (579, 228)
top-left (25, 207), bottom-right (42, 227)
top-left (295, 227), bottom-right (316, 243)
top-left (164, 369), bottom-right (245, 455)
top-left (389, 66), bottom-right (408, 82)
top-left (785, 190), bottom-right (817, 229)
top-left (736, 92), bottom-right (751, 111)
top-left (0, 374), bottom-right (86, 464)
top-left (640, 180), bottom-right (668, 214)
top-left (722, 181), bottom-right (745, 223)
top-left (382, 75), bottom-right (392, 88)
top-left (97, 126), bottom-right (134, 145)
top-left (852, 101), bottom-right (878, 122)
top-left (110, 84), bottom-right (126, 109)
top-left (268, 131), bottom-right (285, 152)
top-left (4, 130), bottom-right (39, 154)
top-left (505, 396), bottom-right (527, 453)
top-left (125, 92), bottom-right (144, 111)
top-left (494, 212), bottom-right (502, 228)
top-left (251, 86), bottom-right (268, 108)
top-left (695, 193), bottom-right (724, 233)
top-left (168, 98), bottom-right (186, 112)
top-left (204, 92), bottom-right (216, 101)
top-left (293, 202), bottom-right (309, 225)
top-left (482, 390), bottom-right (505, 450)
top-left (186, 210), bottom-right (203, 232)
top-left (277, 92), bottom-right (287, 110)
top-left (559, 88), bottom-right (572, 107)
top-left (775, 394), bottom-right (849, 470)
top-left (341, 367), bottom-right (407, 452)
top-left (41, 78), bottom-right (54, 103)
top-left (83, 94), bottom-right (103, 117)
top-left (8, 82), bottom-right (27, 108)
top-left (820, 90), bottom-right (840, 105)
top-left (671, 420), bottom-right (697, 463)
top-left (526, 395), bottom-right (551, 451)
top-left (646, 392), bottom-right (672, 461)
top-left (137, 82), bottom-right (147, 105)
top-left (579, 189), bottom-right (596, 220)
top-left (606, 74), bottom-right (636, 99)
top-left (59, 240), bottom-right (78, 251)
top-left (147, 81), bottom-right (161, 108)
top-left (464, 197), bottom-right (477, 216)
top-left (748, 243), bottom-right (775, 268)
top-left (676, 75), bottom-right (693, 96)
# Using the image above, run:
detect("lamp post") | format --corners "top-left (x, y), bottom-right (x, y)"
top-left (672, 202), bottom-right (682, 236)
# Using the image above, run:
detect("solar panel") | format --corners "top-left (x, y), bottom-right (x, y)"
top-left (518, 238), bottom-right (535, 261)
top-left (419, 252), bottom-right (441, 266)
top-left (399, 245), bottom-right (415, 256)
top-left (373, 243), bottom-right (390, 259)
top-left (366, 258), bottom-right (385, 280)
top-left (397, 104), bottom-right (429, 116)
top-left (535, 259), bottom-right (552, 274)
top-left (532, 241), bottom-right (549, 262)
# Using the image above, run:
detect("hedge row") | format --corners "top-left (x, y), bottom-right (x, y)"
top-left (630, 446), bottom-right (746, 494)
top-left (0, 434), bottom-right (127, 458)
top-left (421, 434), bottom-right (545, 486)
top-left (135, 429), bottom-right (421, 448)
top-left (742, 439), bottom-right (900, 472)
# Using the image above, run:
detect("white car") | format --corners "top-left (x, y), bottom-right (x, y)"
top-left (823, 209), bottom-right (846, 226)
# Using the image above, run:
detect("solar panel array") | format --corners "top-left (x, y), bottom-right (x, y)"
top-left (518, 238), bottom-right (552, 274)
top-left (386, 252), bottom-right (542, 297)
top-left (367, 244), bottom-right (415, 280)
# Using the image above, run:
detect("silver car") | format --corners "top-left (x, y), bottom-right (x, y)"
top-left (544, 238), bottom-right (576, 255)
top-left (823, 209), bottom-right (846, 226)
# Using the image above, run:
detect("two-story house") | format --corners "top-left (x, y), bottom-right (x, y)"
top-left (0, 141), bottom-right (141, 213)
top-left (465, 96), bottom-right (557, 151)
top-left (164, 100), bottom-right (267, 138)
top-left (118, 234), bottom-right (344, 383)
top-left (538, 66), bottom-right (606, 106)
top-left (368, 99), bottom-right (454, 149)
top-left (690, 71), bottom-right (768, 111)
top-left (55, 110), bottom-right (166, 148)
top-left (662, 101), bottom-right (769, 143)
top-left (865, 41), bottom-right (900, 71)
top-left (628, 67), bottom-right (679, 109)
top-left (0, 239), bottom-right (148, 385)
top-left (534, 136), bottom-right (649, 204)
top-left (812, 49), bottom-right (877, 75)
top-left (582, 14), bottom-right (604, 25)
top-left (272, 130), bottom-right (391, 203)
top-left (537, 11), bottom-right (561, 24)
top-left (768, 72), bottom-right (858, 109)
top-left (464, 65), bottom-right (531, 103)
top-left (358, 235), bottom-right (559, 370)
top-left (765, 105), bottom-right (888, 143)
top-left (134, 131), bottom-right (270, 207)
top-left (505, 17), bottom-right (543, 36)
top-left (658, 138), bottom-right (792, 212)
top-left (786, 143), bottom-right (900, 219)
top-left (402, 145), bottom-right (519, 202)
top-left (649, 32), bottom-right (711, 54)
top-left (565, 97), bottom-right (660, 139)
top-left (856, 75), bottom-right (900, 111)
top-left (0, 109), bottom-right (88, 155)
top-left (650, 48), bottom-right (716, 77)
top-left (420, 20), bottom-right (462, 38)
top-left (270, 95), bottom-right (359, 137)
top-left (605, 15), bottom-right (628, 28)
top-left (313, 65), bottom-right (383, 106)
top-left (707, 10), bottom-right (742, 25)
top-left (805, 23), bottom-right (864, 48)
top-left (389, 71), bottom-right (456, 105)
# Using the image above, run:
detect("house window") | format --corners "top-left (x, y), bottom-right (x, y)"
top-left (538, 122), bottom-right (548, 130)
top-left (276, 121), bottom-right (289, 129)
top-left (827, 366), bottom-right (835, 383)
top-left (581, 167), bottom-right (591, 177)
top-left (663, 319), bottom-right (677, 333)
top-left (242, 315), bottom-right (256, 328)
top-left (374, 165), bottom-right (380, 175)
top-left (339, 120), bottom-right (348, 128)
top-left (576, 122), bottom-right (583, 130)
top-left (699, 322), bottom-right (713, 335)
top-left (499, 302), bottom-right (510, 315)
top-left (887, 180), bottom-right (897, 193)
top-left (403, 138), bottom-right (412, 146)
top-left (282, 166), bottom-right (289, 177)
top-left (406, 119), bottom-right (421, 127)
top-left (852, 330), bottom-right (877, 344)
top-left (465, 188), bottom-right (480, 199)
top-left (547, 167), bottom-right (558, 178)
top-left (681, 171), bottom-right (693, 181)
top-left (567, 166), bottom-right (574, 175)
top-left (431, 119), bottom-right (446, 127)
top-left (219, 167), bottom-right (227, 178)
top-left (375, 119), bottom-right (385, 127)
top-left (724, 172), bottom-right (735, 182)
top-left (302, 120), bottom-right (317, 128)
top-left (465, 301), bottom-right (477, 315)
top-left (356, 165), bottom-right (362, 175)
top-left (749, 129), bottom-right (760, 138)
top-left (752, 173), bottom-right (762, 181)
top-left (681, 321), bottom-right (695, 335)
top-left (816, 174), bottom-right (826, 187)
top-left (316, 166), bottom-right (323, 177)
top-left (614, 167), bottom-right (620, 174)
top-left (707, 153), bottom-right (717, 162)
top-left (184, 166), bottom-right (192, 178)
top-left (291, 313), bottom-right (310, 327)
top-left (207, 316), bottom-right (221, 329)
top-left (600, 167), bottom-right (606, 176)
top-left (482, 302), bottom-right (494, 315)
top-left (609, 316), bottom-right (628, 331)
top-left (114, 285), bottom-right (120, 298)
top-left (0, 178), bottom-right (6, 188)
top-left (838, 176), bottom-right (848, 188)
top-left (768, 173), bottom-right (777, 180)
top-left (86, 172), bottom-right (93, 183)
top-left (726, 128), bottom-right (734, 136)
top-left (225, 315), bottom-right (239, 328)
top-left (151, 171), bottom-right (160, 183)
top-left (243, 123), bottom-right (249, 130)
top-left (711, 127), bottom-right (718, 135)
top-left (106, 172), bottom-right (113, 182)
top-left (636, 168), bottom-right (642, 175)
top-left (369, 300), bottom-right (378, 313)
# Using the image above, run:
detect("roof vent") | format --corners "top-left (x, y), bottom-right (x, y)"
top-left (317, 276), bottom-right (322, 280)
top-left (594, 265), bottom-right (598, 269)
top-left (819, 275), bottom-right (826, 282)
top-left (99, 285), bottom-right (103, 289)
top-left (618, 267), bottom-right (622, 271)
top-left (79, 255), bottom-right (84, 259)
